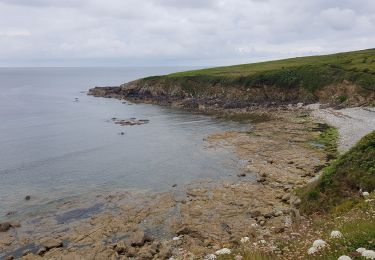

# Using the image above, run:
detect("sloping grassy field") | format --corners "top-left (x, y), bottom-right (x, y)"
top-left (145, 49), bottom-right (375, 92)
top-left (299, 131), bottom-right (375, 214)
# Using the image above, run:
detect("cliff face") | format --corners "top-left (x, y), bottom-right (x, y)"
top-left (88, 78), bottom-right (374, 109)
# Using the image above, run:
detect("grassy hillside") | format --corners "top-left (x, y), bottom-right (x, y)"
top-left (299, 131), bottom-right (375, 214)
top-left (131, 49), bottom-right (375, 106)
top-left (163, 49), bottom-right (375, 92)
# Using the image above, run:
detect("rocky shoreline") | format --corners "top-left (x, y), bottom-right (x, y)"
top-left (1, 82), bottom-right (372, 259)
top-left (0, 101), bottom-right (336, 259)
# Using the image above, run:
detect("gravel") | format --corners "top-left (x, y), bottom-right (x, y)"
top-left (310, 106), bottom-right (375, 152)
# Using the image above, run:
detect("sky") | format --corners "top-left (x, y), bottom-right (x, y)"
top-left (0, 0), bottom-right (374, 67)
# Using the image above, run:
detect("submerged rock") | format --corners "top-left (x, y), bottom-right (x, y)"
top-left (112, 118), bottom-right (150, 126)
top-left (0, 222), bottom-right (11, 232)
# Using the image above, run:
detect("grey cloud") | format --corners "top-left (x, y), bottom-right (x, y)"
top-left (0, 0), bottom-right (374, 67)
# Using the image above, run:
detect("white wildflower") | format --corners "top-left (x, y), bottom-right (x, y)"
top-left (215, 248), bottom-right (231, 255)
top-left (259, 239), bottom-right (266, 244)
top-left (204, 254), bottom-right (217, 260)
top-left (330, 230), bottom-right (343, 238)
top-left (338, 256), bottom-right (352, 260)
top-left (312, 239), bottom-right (327, 249)
top-left (356, 247), bottom-right (366, 253)
top-left (240, 237), bottom-right (250, 243)
top-left (308, 246), bottom-right (318, 255)
top-left (363, 191), bottom-right (370, 196)
top-left (362, 250), bottom-right (375, 259)
top-left (172, 236), bottom-right (182, 241)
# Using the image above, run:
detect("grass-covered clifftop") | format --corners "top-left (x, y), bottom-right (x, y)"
top-left (299, 131), bottom-right (375, 214)
top-left (89, 49), bottom-right (375, 107)
top-left (164, 49), bottom-right (375, 92)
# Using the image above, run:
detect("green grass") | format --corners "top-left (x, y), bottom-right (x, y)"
top-left (305, 195), bottom-right (375, 260)
top-left (314, 124), bottom-right (339, 160)
top-left (299, 131), bottom-right (375, 214)
top-left (140, 49), bottom-right (375, 105)
top-left (143, 48), bottom-right (375, 93)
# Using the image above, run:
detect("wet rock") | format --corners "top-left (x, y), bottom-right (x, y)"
top-left (6, 211), bottom-right (15, 216)
top-left (25, 195), bottom-right (31, 201)
top-left (130, 230), bottom-right (152, 247)
top-left (0, 222), bottom-right (11, 232)
top-left (22, 249), bottom-right (32, 256)
top-left (37, 247), bottom-right (47, 256)
top-left (41, 237), bottom-right (63, 250)
top-left (113, 118), bottom-right (150, 126)
top-left (9, 221), bottom-right (21, 228)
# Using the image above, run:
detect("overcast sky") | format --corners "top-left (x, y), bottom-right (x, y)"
top-left (0, 0), bottom-right (374, 67)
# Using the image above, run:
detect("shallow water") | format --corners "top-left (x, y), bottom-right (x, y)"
top-left (0, 67), bottom-right (247, 220)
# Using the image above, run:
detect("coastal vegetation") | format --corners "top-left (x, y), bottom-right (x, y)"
top-left (164, 48), bottom-right (375, 90)
top-left (136, 49), bottom-right (375, 106)
top-left (299, 131), bottom-right (375, 214)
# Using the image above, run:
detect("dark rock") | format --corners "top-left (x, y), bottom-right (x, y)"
top-left (6, 211), bottom-right (15, 216)
top-left (274, 227), bottom-right (285, 233)
top-left (172, 184), bottom-right (177, 187)
top-left (0, 222), bottom-right (11, 232)
top-left (25, 195), bottom-right (31, 201)
top-left (120, 132), bottom-right (125, 135)
top-left (263, 213), bottom-right (273, 219)
top-left (22, 249), bottom-right (31, 256)
top-left (176, 226), bottom-right (191, 236)
top-left (221, 223), bottom-right (232, 234)
top-left (37, 247), bottom-right (47, 256)
top-left (257, 177), bottom-right (267, 183)
top-left (5, 256), bottom-right (14, 260)
top-left (9, 221), bottom-right (21, 228)
top-left (248, 210), bottom-right (261, 218)
top-left (237, 173), bottom-right (246, 177)
top-left (114, 241), bottom-right (127, 254)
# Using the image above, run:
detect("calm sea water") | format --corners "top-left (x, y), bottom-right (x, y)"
top-left (0, 67), bottom-right (246, 219)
